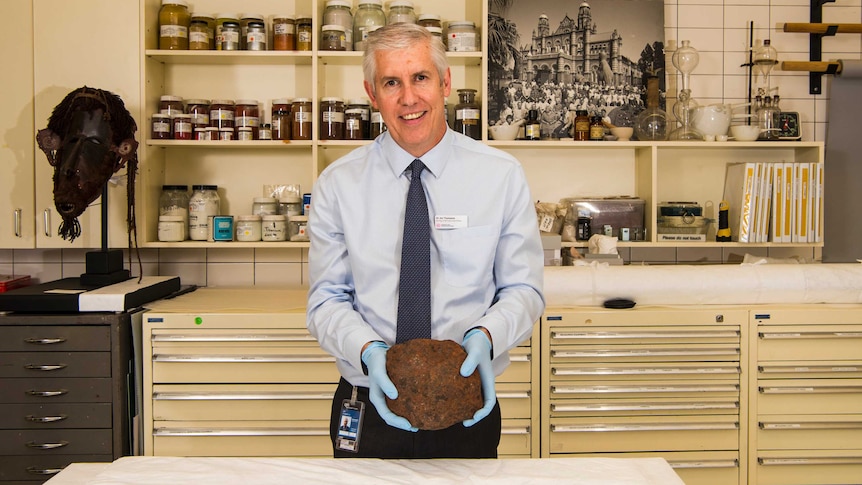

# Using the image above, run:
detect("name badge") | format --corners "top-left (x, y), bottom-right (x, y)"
top-left (434, 215), bottom-right (468, 229)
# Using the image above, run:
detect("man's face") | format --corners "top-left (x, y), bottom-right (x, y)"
top-left (364, 39), bottom-right (451, 158)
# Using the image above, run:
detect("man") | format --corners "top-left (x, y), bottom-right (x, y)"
top-left (307, 23), bottom-right (545, 459)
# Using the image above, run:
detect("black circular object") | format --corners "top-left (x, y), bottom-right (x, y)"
top-left (603, 298), bottom-right (636, 309)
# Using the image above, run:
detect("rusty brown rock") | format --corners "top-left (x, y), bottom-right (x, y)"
top-left (385, 338), bottom-right (483, 430)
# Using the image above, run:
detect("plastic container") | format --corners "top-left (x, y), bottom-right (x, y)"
top-left (159, 0), bottom-right (190, 50)
top-left (186, 99), bottom-right (210, 128)
top-left (370, 109), bottom-right (386, 138)
top-left (446, 21), bottom-right (477, 52)
top-left (189, 18), bottom-right (210, 50)
top-left (158, 216), bottom-right (186, 242)
top-left (262, 215), bottom-right (288, 241)
top-left (291, 98), bottom-right (313, 140)
top-left (417, 14), bottom-right (441, 29)
top-left (323, 0), bottom-right (353, 50)
top-left (278, 196), bottom-right (303, 217)
top-left (239, 14), bottom-right (264, 50)
top-left (296, 17), bottom-right (313, 51)
top-left (172, 113), bottom-right (193, 140)
top-left (273, 15), bottom-right (296, 50)
top-left (235, 99), bottom-right (260, 139)
top-left (347, 98), bottom-right (371, 140)
top-left (320, 97), bottom-right (345, 140)
top-left (151, 114), bottom-right (172, 140)
top-left (387, 0), bottom-right (416, 24)
top-left (320, 24), bottom-right (347, 51)
top-left (289, 215), bottom-right (309, 241)
top-left (252, 197), bottom-right (278, 216)
top-left (210, 99), bottom-right (235, 130)
top-left (353, 0), bottom-right (385, 51)
top-left (237, 126), bottom-right (254, 140)
top-left (159, 184), bottom-right (190, 227)
top-left (188, 185), bottom-right (220, 241)
top-left (190, 13), bottom-right (215, 49)
top-left (236, 215), bottom-right (262, 242)
top-left (159, 95), bottom-right (184, 118)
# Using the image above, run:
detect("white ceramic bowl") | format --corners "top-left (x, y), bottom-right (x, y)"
top-left (610, 126), bottom-right (633, 141)
top-left (488, 123), bottom-right (521, 141)
top-left (730, 124), bottom-right (761, 141)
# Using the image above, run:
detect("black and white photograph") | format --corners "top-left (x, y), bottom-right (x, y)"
top-left (487, 0), bottom-right (666, 138)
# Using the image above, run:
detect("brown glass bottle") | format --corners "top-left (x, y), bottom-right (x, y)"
top-left (454, 88), bottom-right (481, 140)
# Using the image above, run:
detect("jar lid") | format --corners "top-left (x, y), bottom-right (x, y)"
top-left (238, 127), bottom-right (253, 131)
top-left (292, 97), bottom-right (311, 103)
top-left (192, 184), bottom-right (218, 190)
top-left (235, 99), bottom-right (259, 106)
top-left (223, 21), bottom-right (240, 27)
top-left (253, 197), bottom-right (277, 203)
top-left (348, 98), bottom-right (369, 106)
top-left (214, 14), bottom-right (237, 21)
top-left (190, 13), bottom-right (214, 20)
top-left (322, 24), bottom-right (347, 32)
top-left (389, 0), bottom-right (414, 8)
top-left (237, 214), bottom-right (262, 221)
top-left (457, 88), bottom-right (477, 93)
top-left (425, 26), bottom-right (443, 34)
top-left (418, 13), bottom-right (441, 21)
top-left (159, 215), bottom-right (186, 222)
top-left (240, 13), bottom-right (264, 21)
top-left (211, 99), bottom-right (235, 106)
top-left (162, 184), bottom-right (189, 190)
top-left (279, 196), bottom-right (302, 203)
top-left (248, 21), bottom-right (265, 28)
top-left (448, 20), bottom-right (475, 27)
top-left (325, 0), bottom-right (352, 8)
top-left (262, 214), bottom-right (287, 221)
top-left (152, 113), bottom-right (170, 119)
top-left (161, 0), bottom-right (188, 6)
top-left (358, 0), bottom-right (383, 6)
top-left (186, 99), bottom-right (210, 105)
top-left (272, 98), bottom-right (292, 106)
top-left (160, 95), bottom-right (182, 102)
top-left (289, 215), bottom-right (308, 222)
top-left (320, 96), bottom-right (344, 103)
top-left (273, 14), bottom-right (296, 20)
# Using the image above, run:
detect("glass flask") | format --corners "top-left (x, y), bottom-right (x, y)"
top-left (634, 76), bottom-right (669, 141)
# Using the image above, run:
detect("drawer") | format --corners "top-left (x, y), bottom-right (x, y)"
top-left (550, 379), bottom-right (740, 401)
top-left (0, 352), bottom-right (110, 378)
top-left (549, 325), bottom-right (740, 346)
top-left (0, 378), bottom-right (113, 403)
top-left (497, 383), bottom-right (532, 419)
top-left (152, 384), bottom-right (335, 421)
top-left (757, 414), bottom-right (862, 450)
top-left (573, 451), bottom-right (739, 485)
top-left (550, 343), bottom-right (740, 364)
top-left (152, 420), bottom-right (331, 457)
top-left (499, 418), bottom-right (531, 456)
top-left (0, 403), bottom-right (112, 429)
top-left (758, 361), bottom-right (862, 379)
top-left (551, 361), bottom-right (740, 382)
top-left (757, 325), bottom-right (862, 361)
top-left (0, 454), bottom-right (111, 481)
top-left (151, 347), bottom-right (339, 384)
top-left (150, 328), bottom-right (319, 347)
top-left (757, 378), bottom-right (862, 414)
top-left (549, 415), bottom-right (739, 453)
top-left (0, 326), bottom-right (111, 352)
top-left (550, 396), bottom-right (740, 418)
top-left (498, 347), bottom-right (532, 383)
top-left (0, 429), bottom-right (112, 455)
top-left (755, 450), bottom-right (862, 485)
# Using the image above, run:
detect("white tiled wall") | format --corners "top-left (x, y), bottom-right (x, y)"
top-left (3, 1), bottom-right (859, 286)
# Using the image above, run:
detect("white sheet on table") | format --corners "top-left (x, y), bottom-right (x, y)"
top-left (85, 456), bottom-right (684, 484)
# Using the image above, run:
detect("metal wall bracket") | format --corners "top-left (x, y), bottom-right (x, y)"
top-left (809, 0), bottom-right (837, 94)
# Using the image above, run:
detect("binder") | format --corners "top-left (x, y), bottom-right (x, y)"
top-left (723, 162), bottom-right (757, 242)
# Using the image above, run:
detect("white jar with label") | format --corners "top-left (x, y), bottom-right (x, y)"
top-left (262, 214), bottom-right (288, 241)
top-left (158, 215), bottom-right (186, 242)
top-left (236, 214), bottom-right (262, 241)
top-left (278, 196), bottom-right (303, 217)
top-left (252, 197), bottom-right (278, 216)
top-left (188, 185), bottom-right (220, 240)
top-left (289, 215), bottom-right (309, 241)
top-left (446, 20), bottom-right (478, 52)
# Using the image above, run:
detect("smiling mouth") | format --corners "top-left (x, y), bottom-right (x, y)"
top-left (401, 111), bottom-right (425, 121)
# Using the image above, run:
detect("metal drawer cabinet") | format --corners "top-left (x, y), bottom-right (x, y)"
top-left (152, 420), bottom-right (332, 457)
top-left (755, 450), bottom-right (862, 485)
top-left (577, 451), bottom-right (740, 485)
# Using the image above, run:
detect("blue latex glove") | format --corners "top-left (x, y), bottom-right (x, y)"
top-left (460, 328), bottom-right (495, 427)
top-left (361, 341), bottom-right (418, 432)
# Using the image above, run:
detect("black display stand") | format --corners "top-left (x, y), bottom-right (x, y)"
top-left (80, 183), bottom-right (130, 286)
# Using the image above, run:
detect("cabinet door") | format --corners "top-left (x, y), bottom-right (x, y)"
top-left (33, 0), bottom-right (141, 248)
top-left (0, 0), bottom-right (35, 248)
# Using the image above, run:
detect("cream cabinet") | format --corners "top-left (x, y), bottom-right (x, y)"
top-left (541, 306), bottom-right (749, 485)
top-left (749, 305), bottom-right (862, 485)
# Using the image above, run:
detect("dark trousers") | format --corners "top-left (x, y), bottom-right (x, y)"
top-left (329, 378), bottom-right (501, 458)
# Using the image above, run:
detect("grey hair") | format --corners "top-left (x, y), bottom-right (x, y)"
top-left (362, 23), bottom-right (449, 94)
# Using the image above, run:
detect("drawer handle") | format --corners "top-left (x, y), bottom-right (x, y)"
top-left (26, 466), bottom-right (64, 476)
top-left (759, 457), bottom-right (862, 466)
top-left (509, 354), bottom-right (530, 363)
top-left (154, 427), bottom-right (329, 437)
top-left (669, 459), bottom-right (738, 469)
top-left (26, 389), bottom-right (68, 397)
top-left (153, 333), bottom-right (316, 342)
top-left (26, 440), bottom-right (69, 450)
top-left (553, 349), bottom-right (739, 358)
top-left (760, 331), bottom-right (862, 339)
top-left (154, 391), bottom-right (334, 401)
top-left (552, 422), bottom-right (738, 432)
top-left (552, 366), bottom-right (739, 376)
top-left (24, 364), bottom-right (67, 371)
top-left (552, 401), bottom-right (739, 412)
top-left (24, 337), bottom-right (67, 345)
top-left (154, 354), bottom-right (336, 363)
top-left (759, 385), bottom-right (862, 394)
top-left (496, 391), bottom-right (530, 399)
top-left (759, 365), bottom-right (860, 374)
top-left (26, 414), bottom-right (68, 423)
top-left (501, 425), bottom-right (530, 435)
top-left (760, 421), bottom-right (862, 430)
top-left (553, 331), bottom-right (738, 339)
top-left (552, 384), bottom-right (739, 395)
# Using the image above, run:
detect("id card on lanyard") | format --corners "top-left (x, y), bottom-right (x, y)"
top-left (335, 386), bottom-right (365, 453)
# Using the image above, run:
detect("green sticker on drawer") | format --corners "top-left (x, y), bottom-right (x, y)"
top-left (195, 317), bottom-right (203, 325)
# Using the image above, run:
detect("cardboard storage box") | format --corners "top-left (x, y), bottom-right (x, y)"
top-left (564, 197), bottom-right (645, 240)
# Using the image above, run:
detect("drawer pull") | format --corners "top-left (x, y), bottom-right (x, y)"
top-left (497, 391), bottom-right (530, 399)
top-left (26, 389), bottom-right (68, 397)
top-left (26, 440), bottom-right (69, 449)
top-left (552, 422), bottom-right (738, 432)
top-left (552, 349), bottom-right (739, 358)
top-left (553, 330), bottom-right (738, 340)
top-left (552, 384), bottom-right (739, 395)
top-left (552, 366), bottom-right (739, 376)
top-left (760, 331), bottom-right (862, 340)
top-left (759, 385), bottom-right (862, 394)
top-left (509, 354), bottom-right (530, 363)
top-left (759, 456), bottom-right (862, 466)
top-left (759, 365), bottom-right (860, 374)
top-left (26, 466), bottom-right (64, 476)
top-left (760, 421), bottom-right (862, 430)
top-left (26, 414), bottom-right (68, 423)
top-left (669, 459), bottom-right (738, 469)
top-left (154, 391), bottom-right (334, 401)
top-left (501, 425), bottom-right (530, 435)
top-left (154, 354), bottom-right (336, 363)
top-left (552, 401), bottom-right (739, 412)
top-left (153, 333), bottom-right (316, 342)
top-left (24, 337), bottom-right (67, 345)
top-left (154, 427), bottom-right (329, 437)
top-left (24, 364), bottom-right (67, 371)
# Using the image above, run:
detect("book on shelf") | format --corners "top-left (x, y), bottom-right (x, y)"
top-left (722, 162), bottom-right (757, 242)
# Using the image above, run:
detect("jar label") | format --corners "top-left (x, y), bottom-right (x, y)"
top-left (191, 113), bottom-right (210, 124)
top-left (190, 31), bottom-right (208, 44)
top-left (153, 121), bottom-right (170, 133)
top-left (295, 111), bottom-right (311, 123)
top-left (236, 115), bottom-right (260, 127)
top-left (456, 108), bottom-right (480, 121)
top-left (447, 32), bottom-right (477, 52)
top-left (526, 124), bottom-right (540, 138)
top-left (161, 25), bottom-right (189, 39)
top-left (298, 31), bottom-right (312, 43)
top-left (322, 112), bottom-right (345, 123)
top-left (212, 109), bottom-right (235, 121)
top-left (274, 24), bottom-right (295, 35)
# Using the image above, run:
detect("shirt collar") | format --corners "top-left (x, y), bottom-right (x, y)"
top-left (381, 129), bottom-right (453, 180)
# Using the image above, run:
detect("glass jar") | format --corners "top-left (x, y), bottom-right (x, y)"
top-left (289, 215), bottom-right (309, 241)
top-left (291, 98), bottom-right (313, 140)
top-left (159, 0), bottom-right (190, 50)
top-left (387, 0), bottom-right (416, 24)
top-left (262, 215), bottom-right (288, 241)
top-left (296, 17), bottom-right (313, 51)
top-left (426, 26), bottom-right (443, 43)
top-left (151, 113), bottom-right (172, 140)
top-left (323, 0), bottom-right (354, 50)
top-left (370, 109), bottom-right (387, 138)
top-left (353, 0), bottom-right (385, 51)
top-left (574, 110), bottom-right (590, 141)
top-left (320, 97), bottom-right (345, 140)
top-left (159, 184), bottom-right (190, 228)
top-left (246, 21), bottom-right (267, 51)
top-left (235, 215), bottom-right (262, 242)
top-left (278, 196), bottom-right (303, 217)
top-left (158, 216), bottom-right (186, 242)
top-left (237, 126), bottom-right (254, 140)
top-left (320, 24), bottom-right (347, 51)
top-left (239, 14), bottom-right (264, 50)
top-left (235, 99), bottom-right (260, 139)
top-left (189, 18), bottom-right (210, 50)
top-left (273, 15), bottom-right (296, 51)
top-left (194, 127), bottom-right (210, 140)
top-left (259, 123), bottom-right (272, 140)
top-left (220, 21), bottom-right (241, 50)
top-left (589, 115), bottom-right (604, 141)
top-left (206, 127), bottom-right (219, 139)
top-left (188, 185), bottom-right (220, 241)
top-left (186, 99), bottom-right (210, 129)
top-left (252, 197), bottom-right (278, 216)
top-left (172, 113), bottom-right (193, 140)
top-left (524, 109), bottom-right (541, 141)
top-left (454, 88), bottom-right (481, 140)
top-left (271, 98), bottom-right (292, 140)
top-left (347, 98), bottom-right (371, 140)
top-left (214, 14), bottom-right (238, 51)
top-left (219, 127), bottom-right (234, 140)
top-left (345, 106), bottom-right (365, 140)
top-left (417, 13), bottom-right (441, 29)
top-left (159, 95), bottom-right (184, 118)
top-left (190, 13), bottom-right (215, 49)
top-left (210, 99), bottom-right (235, 130)
top-left (446, 21), bottom-right (478, 52)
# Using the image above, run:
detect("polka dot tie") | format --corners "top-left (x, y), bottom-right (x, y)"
top-left (396, 159), bottom-right (431, 343)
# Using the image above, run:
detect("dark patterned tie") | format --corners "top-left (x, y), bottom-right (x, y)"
top-left (396, 159), bottom-right (431, 343)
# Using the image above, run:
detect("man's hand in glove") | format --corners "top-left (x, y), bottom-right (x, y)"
top-left (361, 341), bottom-right (418, 432)
top-left (460, 328), bottom-right (495, 427)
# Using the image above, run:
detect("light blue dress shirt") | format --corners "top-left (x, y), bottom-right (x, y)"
top-left (307, 129), bottom-right (545, 387)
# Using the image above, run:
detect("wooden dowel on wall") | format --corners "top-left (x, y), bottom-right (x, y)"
top-left (783, 23), bottom-right (862, 34)
top-left (781, 60), bottom-right (842, 74)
